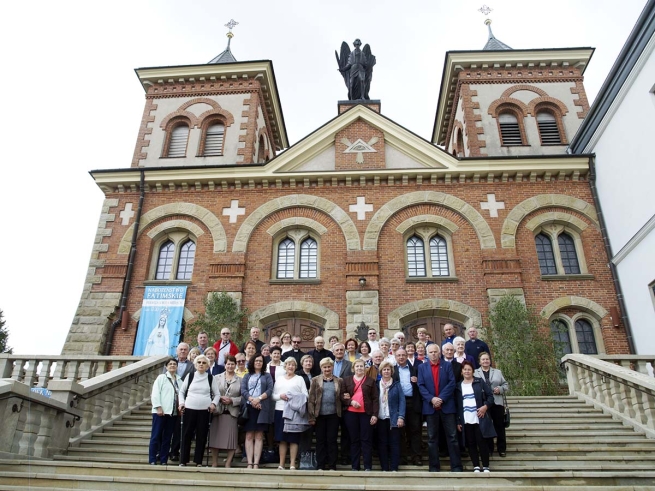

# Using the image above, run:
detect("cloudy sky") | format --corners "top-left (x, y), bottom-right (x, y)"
top-left (0, 0), bottom-right (648, 355)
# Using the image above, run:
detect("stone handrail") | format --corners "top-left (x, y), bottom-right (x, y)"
top-left (0, 354), bottom-right (169, 458)
top-left (563, 353), bottom-right (655, 439)
top-left (0, 355), bottom-right (148, 389)
top-left (596, 355), bottom-right (654, 377)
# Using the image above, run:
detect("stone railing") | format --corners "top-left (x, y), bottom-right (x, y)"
top-left (596, 355), bottom-right (654, 377)
top-left (563, 353), bottom-right (655, 439)
top-left (0, 355), bottom-right (147, 388)
top-left (0, 354), bottom-right (169, 458)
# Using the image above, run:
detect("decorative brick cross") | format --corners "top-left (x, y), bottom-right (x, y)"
top-left (223, 199), bottom-right (245, 223)
top-left (349, 196), bottom-right (373, 220)
top-left (120, 203), bottom-right (135, 225)
top-left (480, 193), bottom-right (505, 218)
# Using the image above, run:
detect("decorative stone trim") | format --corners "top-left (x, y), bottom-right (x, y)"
top-left (249, 301), bottom-right (340, 334)
top-left (501, 194), bottom-right (598, 248)
top-left (460, 84), bottom-right (486, 156)
top-left (363, 191), bottom-right (496, 251)
top-left (571, 80), bottom-right (590, 119)
top-left (500, 84), bottom-right (549, 99)
top-left (146, 219), bottom-right (205, 240)
top-left (346, 291), bottom-right (380, 339)
top-left (540, 296), bottom-right (608, 320)
top-left (387, 298), bottom-right (483, 332)
top-left (487, 98), bottom-right (530, 118)
top-left (395, 214), bottom-right (460, 235)
top-left (118, 203), bottom-right (227, 254)
top-left (528, 97), bottom-right (569, 117)
top-left (525, 212), bottom-right (589, 233)
top-left (232, 194), bottom-right (360, 252)
top-left (131, 99), bottom-right (157, 167)
top-left (266, 217), bottom-right (328, 237)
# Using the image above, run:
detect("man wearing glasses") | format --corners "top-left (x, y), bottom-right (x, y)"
top-left (367, 329), bottom-right (380, 353)
top-left (212, 328), bottom-right (240, 366)
top-left (281, 335), bottom-right (305, 365)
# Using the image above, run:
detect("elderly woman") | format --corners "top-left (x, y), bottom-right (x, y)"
top-left (266, 346), bottom-right (283, 383)
top-left (149, 358), bottom-right (182, 465)
top-left (308, 358), bottom-right (343, 470)
top-left (178, 355), bottom-right (220, 467)
top-left (204, 347), bottom-right (224, 376)
top-left (209, 355), bottom-right (241, 468)
top-left (454, 337), bottom-right (475, 365)
top-left (241, 352), bottom-right (274, 469)
top-left (296, 354), bottom-right (314, 390)
top-left (243, 340), bottom-right (257, 361)
top-left (188, 347), bottom-right (201, 363)
top-left (328, 335), bottom-right (340, 352)
top-left (376, 360), bottom-right (406, 471)
top-left (475, 352), bottom-right (509, 457)
top-left (273, 357), bottom-right (308, 469)
top-left (379, 338), bottom-right (391, 357)
top-left (261, 343), bottom-right (271, 364)
top-left (358, 341), bottom-right (372, 367)
top-left (415, 341), bottom-right (427, 363)
top-left (405, 342), bottom-right (419, 366)
top-left (387, 338), bottom-right (400, 365)
top-left (341, 358), bottom-right (379, 471)
top-left (457, 360), bottom-right (495, 472)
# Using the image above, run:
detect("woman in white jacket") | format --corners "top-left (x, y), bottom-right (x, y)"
top-left (149, 358), bottom-right (182, 465)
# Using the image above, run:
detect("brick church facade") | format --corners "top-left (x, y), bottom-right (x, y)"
top-left (62, 25), bottom-right (632, 356)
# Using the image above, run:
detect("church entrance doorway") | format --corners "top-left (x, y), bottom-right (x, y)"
top-left (262, 317), bottom-right (325, 351)
top-left (402, 317), bottom-right (465, 345)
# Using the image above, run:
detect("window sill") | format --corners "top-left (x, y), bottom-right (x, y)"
top-left (541, 274), bottom-right (595, 281)
top-left (501, 144), bottom-right (531, 147)
top-left (406, 276), bottom-right (459, 283)
top-left (269, 279), bottom-right (322, 285)
top-left (159, 156), bottom-right (187, 159)
top-left (143, 280), bottom-right (193, 285)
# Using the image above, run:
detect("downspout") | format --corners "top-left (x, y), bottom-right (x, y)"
top-left (587, 156), bottom-right (636, 354)
top-left (105, 169), bottom-right (146, 355)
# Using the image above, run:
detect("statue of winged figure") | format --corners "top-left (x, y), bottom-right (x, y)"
top-left (336, 39), bottom-right (376, 100)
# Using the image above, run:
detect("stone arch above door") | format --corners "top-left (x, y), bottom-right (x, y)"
top-left (387, 298), bottom-right (483, 333)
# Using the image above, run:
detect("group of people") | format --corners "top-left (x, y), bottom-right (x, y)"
top-left (149, 324), bottom-right (509, 473)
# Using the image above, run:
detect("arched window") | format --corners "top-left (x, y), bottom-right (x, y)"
top-left (203, 123), bottom-right (225, 156)
top-left (155, 241), bottom-right (175, 280)
top-left (550, 319), bottom-right (572, 356)
top-left (455, 128), bottom-right (465, 157)
top-left (536, 111), bottom-right (562, 144)
top-left (535, 233), bottom-right (557, 275)
top-left (277, 239), bottom-right (295, 279)
top-left (176, 240), bottom-right (196, 280)
top-left (499, 112), bottom-right (523, 145)
top-left (407, 236), bottom-right (426, 277)
top-left (575, 318), bottom-right (598, 354)
top-left (429, 236), bottom-right (449, 276)
top-left (167, 124), bottom-right (189, 157)
top-left (299, 238), bottom-right (318, 278)
top-left (258, 135), bottom-right (267, 163)
top-left (558, 232), bottom-right (581, 274)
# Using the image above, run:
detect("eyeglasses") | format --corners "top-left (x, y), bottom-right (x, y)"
top-left (237, 360), bottom-right (246, 363)
top-left (221, 332), bottom-right (230, 336)
top-left (196, 361), bottom-right (207, 365)
top-left (292, 340), bottom-right (301, 344)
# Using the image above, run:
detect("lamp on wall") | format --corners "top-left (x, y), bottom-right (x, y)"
top-left (359, 277), bottom-right (366, 288)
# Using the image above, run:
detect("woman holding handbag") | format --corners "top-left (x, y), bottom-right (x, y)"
top-left (209, 355), bottom-right (241, 468)
top-left (475, 352), bottom-right (509, 457)
top-left (456, 360), bottom-right (495, 472)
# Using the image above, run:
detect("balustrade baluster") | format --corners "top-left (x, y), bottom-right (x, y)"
top-left (11, 358), bottom-right (26, 382)
top-left (22, 359), bottom-right (39, 387)
top-left (37, 360), bottom-right (52, 388)
top-left (640, 389), bottom-right (655, 431)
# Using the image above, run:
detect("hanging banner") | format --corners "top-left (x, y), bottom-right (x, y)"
top-left (133, 286), bottom-right (187, 357)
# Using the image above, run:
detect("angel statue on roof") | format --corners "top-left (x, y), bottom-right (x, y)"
top-left (336, 39), bottom-right (376, 101)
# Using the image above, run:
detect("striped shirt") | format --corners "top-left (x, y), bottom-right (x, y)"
top-left (461, 381), bottom-right (479, 425)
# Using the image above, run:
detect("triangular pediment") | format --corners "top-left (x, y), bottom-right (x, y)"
top-left (267, 105), bottom-right (456, 174)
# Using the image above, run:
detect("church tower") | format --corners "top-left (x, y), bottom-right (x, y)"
top-left (131, 27), bottom-right (288, 167)
top-left (433, 19), bottom-right (592, 157)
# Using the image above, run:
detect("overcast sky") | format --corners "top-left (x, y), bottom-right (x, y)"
top-left (0, 0), bottom-right (648, 355)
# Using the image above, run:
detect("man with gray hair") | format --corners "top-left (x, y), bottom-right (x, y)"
top-left (331, 343), bottom-right (352, 378)
top-left (307, 336), bottom-right (335, 376)
top-left (169, 341), bottom-right (194, 461)
top-left (465, 326), bottom-right (490, 369)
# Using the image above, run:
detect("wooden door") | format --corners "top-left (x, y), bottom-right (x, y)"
top-left (402, 317), bottom-right (465, 344)
top-left (262, 318), bottom-right (325, 351)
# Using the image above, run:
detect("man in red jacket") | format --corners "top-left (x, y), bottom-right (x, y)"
top-left (213, 328), bottom-right (240, 366)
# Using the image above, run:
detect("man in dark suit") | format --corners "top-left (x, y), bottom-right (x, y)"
top-left (393, 348), bottom-right (423, 466)
top-left (307, 336), bottom-right (335, 376)
top-left (465, 326), bottom-right (491, 369)
top-left (417, 343), bottom-right (462, 472)
top-left (281, 335), bottom-right (305, 365)
top-left (241, 326), bottom-right (265, 353)
top-left (170, 342), bottom-right (194, 461)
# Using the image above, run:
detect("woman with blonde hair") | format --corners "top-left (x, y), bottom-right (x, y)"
top-left (376, 360), bottom-right (405, 471)
top-left (273, 357), bottom-right (308, 469)
top-left (209, 355), bottom-right (241, 467)
top-left (280, 331), bottom-right (293, 354)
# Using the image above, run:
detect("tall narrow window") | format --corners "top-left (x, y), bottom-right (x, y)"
top-left (550, 319), bottom-right (572, 355)
top-left (299, 238), bottom-right (318, 278)
top-left (575, 319), bottom-right (598, 354)
top-left (277, 239), bottom-right (295, 279)
top-left (156, 241), bottom-right (175, 280)
top-left (176, 240), bottom-right (196, 280)
top-left (535, 233), bottom-right (557, 275)
top-left (456, 129), bottom-right (465, 157)
top-left (537, 111), bottom-right (562, 144)
top-left (558, 233), bottom-right (581, 274)
top-left (429, 236), bottom-right (449, 276)
top-left (203, 123), bottom-right (225, 156)
top-left (407, 236), bottom-right (426, 277)
top-left (167, 125), bottom-right (189, 157)
top-left (499, 113), bottom-right (523, 145)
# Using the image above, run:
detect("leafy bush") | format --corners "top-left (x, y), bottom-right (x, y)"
top-left (185, 292), bottom-right (249, 348)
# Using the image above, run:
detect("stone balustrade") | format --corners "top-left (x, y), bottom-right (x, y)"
top-left (0, 355), bottom-right (147, 389)
top-left (0, 354), bottom-right (169, 459)
top-left (563, 353), bottom-right (655, 439)
top-left (596, 354), bottom-right (654, 377)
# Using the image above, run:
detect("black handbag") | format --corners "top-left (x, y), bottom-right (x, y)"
top-left (502, 393), bottom-right (510, 428)
top-left (237, 403), bottom-right (249, 427)
top-left (479, 413), bottom-right (497, 439)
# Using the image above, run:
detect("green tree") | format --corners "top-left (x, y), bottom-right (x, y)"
top-left (186, 292), bottom-right (249, 348)
top-left (0, 309), bottom-right (12, 354)
top-left (484, 294), bottom-right (561, 396)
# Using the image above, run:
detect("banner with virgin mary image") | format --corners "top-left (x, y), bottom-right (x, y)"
top-left (132, 286), bottom-right (187, 356)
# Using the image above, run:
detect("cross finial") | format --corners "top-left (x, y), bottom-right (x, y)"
top-left (479, 5), bottom-right (493, 16)
top-left (225, 19), bottom-right (239, 32)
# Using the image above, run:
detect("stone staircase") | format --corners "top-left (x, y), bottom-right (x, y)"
top-left (2, 395), bottom-right (655, 489)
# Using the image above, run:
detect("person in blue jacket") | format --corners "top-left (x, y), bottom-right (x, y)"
top-left (417, 343), bottom-right (462, 472)
top-left (376, 360), bottom-right (406, 471)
